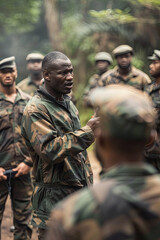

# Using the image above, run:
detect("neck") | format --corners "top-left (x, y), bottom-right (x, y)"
top-left (99, 69), bottom-right (108, 76)
top-left (155, 76), bottom-right (160, 85)
top-left (0, 83), bottom-right (16, 95)
top-left (44, 83), bottom-right (64, 101)
top-left (99, 149), bottom-right (144, 170)
top-left (118, 66), bottom-right (131, 76)
top-left (30, 72), bottom-right (43, 82)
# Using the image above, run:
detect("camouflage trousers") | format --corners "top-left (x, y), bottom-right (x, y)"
top-left (0, 173), bottom-right (33, 240)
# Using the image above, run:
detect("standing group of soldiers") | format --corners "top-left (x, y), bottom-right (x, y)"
top-left (0, 45), bottom-right (160, 240)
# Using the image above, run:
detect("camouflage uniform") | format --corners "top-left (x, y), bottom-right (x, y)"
top-left (17, 52), bottom-right (44, 97)
top-left (83, 52), bottom-right (113, 107)
top-left (47, 164), bottom-right (160, 240)
top-left (0, 87), bottom-right (33, 239)
top-left (144, 50), bottom-right (160, 171)
top-left (46, 85), bottom-right (160, 240)
top-left (99, 45), bottom-right (151, 90)
top-left (21, 86), bottom-right (94, 230)
top-left (99, 66), bottom-right (151, 90)
top-left (17, 76), bottom-right (39, 97)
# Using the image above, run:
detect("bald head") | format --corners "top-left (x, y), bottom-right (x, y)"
top-left (42, 51), bottom-right (69, 71)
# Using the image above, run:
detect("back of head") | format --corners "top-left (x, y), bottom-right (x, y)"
top-left (42, 51), bottom-right (69, 71)
top-left (90, 85), bottom-right (155, 142)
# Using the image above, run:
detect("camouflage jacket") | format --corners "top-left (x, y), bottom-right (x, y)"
top-left (99, 66), bottom-right (151, 90)
top-left (17, 76), bottom-right (40, 96)
top-left (144, 82), bottom-right (160, 161)
top-left (83, 72), bottom-right (108, 107)
top-left (47, 164), bottom-right (160, 240)
top-left (0, 88), bottom-right (32, 169)
top-left (21, 87), bottom-right (94, 228)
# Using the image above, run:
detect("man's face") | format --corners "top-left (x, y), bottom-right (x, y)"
top-left (149, 60), bottom-right (160, 78)
top-left (116, 52), bottom-right (132, 69)
top-left (44, 58), bottom-right (74, 95)
top-left (96, 60), bottom-right (109, 74)
top-left (27, 59), bottom-right (42, 74)
top-left (0, 67), bottom-right (17, 87)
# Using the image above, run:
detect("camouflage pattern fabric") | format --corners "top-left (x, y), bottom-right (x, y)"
top-left (0, 88), bottom-right (32, 169)
top-left (17, 77), bottom-right (39, 96)
top-left (0, 174), bottom-right (33, 240)
top-left (21, 86), bottom-right (94, 229)
top-left (0, 87), bottom-right (33, 239)
top-left (99, 66), bottom-right (151, 90)
top-left (89, 85), bottom-right (155, 141)
top-left (46, 164), bottom-right (160, 240)
top-left (83, 72), bottom-right (110, 107)
top-left (144, 82), bottom-right (160, 171)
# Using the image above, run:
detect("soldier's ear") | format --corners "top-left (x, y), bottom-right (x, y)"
top-left (43, 70), bottom-right (50, 82)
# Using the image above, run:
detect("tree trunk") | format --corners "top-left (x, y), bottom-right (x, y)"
top-left (43, 0), bottom-right (62, 51)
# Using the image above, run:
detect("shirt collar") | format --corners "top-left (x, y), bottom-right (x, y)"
top-left (101, 163), bottom-right (157, 181)
top-left (112, 66), bottom-right (139, 79)
top-left (0, 87), bottom-right (28, 101)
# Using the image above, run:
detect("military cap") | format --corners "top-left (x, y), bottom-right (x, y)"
top-left (26, 53), bottom-right (44, 62)
top-left (148, 49), bottom-right (160, 61)
top-left (95, 52), bottom-right (113, 65)
top-left (112, 45), bottom-right (133, 57)
top-left (0, 56), bottom-right (16, 70)
top-left (90, 85), bottom-right (155, 140)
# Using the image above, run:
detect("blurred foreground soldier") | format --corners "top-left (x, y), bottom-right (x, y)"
top-left (46, 85), bottom-right (160, 240)
top-left (21, 51), bottom-right (99, 239)
top-left (83, 52), bottom-right (112, 107)
top-left (0, 57), bottom-right (33, 239)
top-left (18, 52), bottom-right (44, 96)
top-left (100, 45), bottom-right (151, 90)
top-left (144, 50), bottom-right (160, 171)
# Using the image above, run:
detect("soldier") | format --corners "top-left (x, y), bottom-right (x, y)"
top-left (99, 45), bottom-right (151, 90)
top-left (144, 50), bottom-right (160, 171)
top-left (0, 57), bottom-right (33, 239)
top-left (46, 85), bottom-right (160, 240)
top-left (21, 51), bottom-right (99, 240)
top-left (18, 53), bottom-right (44, 96)
top-left (83, 52), bottom-right (112, 107)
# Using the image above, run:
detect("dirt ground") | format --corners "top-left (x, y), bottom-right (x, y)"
top-left (1, 151), bottom-right (101, 240)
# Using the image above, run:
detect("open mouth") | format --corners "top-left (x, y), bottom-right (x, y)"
top-left (65, 82), bottom-right (73, 89)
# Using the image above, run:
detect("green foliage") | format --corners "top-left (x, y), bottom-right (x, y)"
top-left (90, 9), bottom-right (136, 23)
top-left (0, 0), bottom-right (42, 32)
top-left (136, 0), bottom-right (160, 8)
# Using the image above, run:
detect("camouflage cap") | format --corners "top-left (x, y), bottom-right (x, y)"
top-left (26, 53), bottom-right (44, 62)
top-left (95, 52), bottom-right (113, 65)
top-left (112, 45), bottom-right (133, 57)
top-left (90, 85), bottom-right (155, 140)
top-left (148, 50), bottom-right (160, 61)
top-left (0, 56), bottom-right (16, 70)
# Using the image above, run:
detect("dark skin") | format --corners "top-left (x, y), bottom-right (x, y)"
top-left (27, 59), bottom-right (43, 85)
top-left (149, 60), bottom-right (160, 84)
top-left (43, 58), bottom-right (100, 133)
top-left (116, 52), bottom-right (132, 79)
top-left (95, 129), bottom-right (146, 171)
top-left (96, 60), bottom-right (109, 75)
top-left (0, 67), bottom-right (31, 181)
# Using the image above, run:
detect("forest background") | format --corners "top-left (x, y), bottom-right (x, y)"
top-left (0, 0), bottom-right (160, 122)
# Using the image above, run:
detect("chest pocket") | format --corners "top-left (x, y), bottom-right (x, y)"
top-left (0, 109), bottom-right (10, 131)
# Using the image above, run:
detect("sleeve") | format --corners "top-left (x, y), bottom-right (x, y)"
top-left (22, 104), bottom-right (95, 164)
